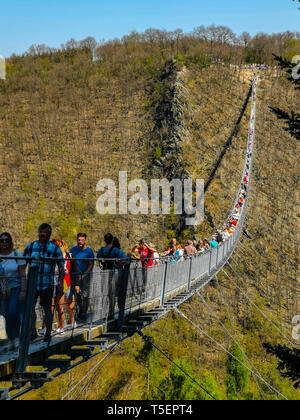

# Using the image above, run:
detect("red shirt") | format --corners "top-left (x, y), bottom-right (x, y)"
top-left (63, 255), bottom-right (71, 292)
top-left (138, 247), bottom-right (153, 269)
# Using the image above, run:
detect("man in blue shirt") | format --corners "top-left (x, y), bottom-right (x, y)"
top-left (70, 233), bottom-right (94, 321)
top-left (23, 223), bottom-right (64, 342)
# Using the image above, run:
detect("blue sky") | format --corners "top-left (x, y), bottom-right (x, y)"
top-left (0, 0), bottom-right (299, 57)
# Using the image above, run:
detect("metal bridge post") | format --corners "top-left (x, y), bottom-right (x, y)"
top-left (160, 260), bottom-right (168, 306)
top-left (15, 258), bottom-right (39, 377)
top-left (117, 262), bottom-right (130, 329)
top-left (187, 256), bottom-right (193, 291)
top-left (208, 249), bottom-right (212, 277)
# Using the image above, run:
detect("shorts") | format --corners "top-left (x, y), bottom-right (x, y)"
top-left (79, 275), bottom-right (90, 298)
top-left (35, 287), bottom-right (54, 309)
top-left (65, 286), bottom-right (75, 301)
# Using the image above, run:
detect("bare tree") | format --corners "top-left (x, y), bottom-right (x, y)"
top-left (239, 32), bottom-right (252, 48)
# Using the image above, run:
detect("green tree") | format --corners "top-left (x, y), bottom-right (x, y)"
top-left (158, 358), bottom-right (220, 400)
top-left (226, 342), bottom-right (250, 400)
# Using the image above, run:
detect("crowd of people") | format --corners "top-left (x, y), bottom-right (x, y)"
top-left (0, 192), bottom-right (247, 351)
top-left (0, 80), bottom-right (256, 352)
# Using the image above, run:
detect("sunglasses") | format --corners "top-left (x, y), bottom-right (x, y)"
top-left (0, 238), bottom-right (10, 243)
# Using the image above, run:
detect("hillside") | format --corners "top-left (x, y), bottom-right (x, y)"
top-left (0, 45), bottom-right (299, 400)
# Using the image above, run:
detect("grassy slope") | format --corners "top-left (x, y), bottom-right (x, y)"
top-left (0, 50), bottom-right (167, 251)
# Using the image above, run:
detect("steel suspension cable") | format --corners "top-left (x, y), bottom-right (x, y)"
top-left (213, 275), bottom-right (268, 400)
top-left (197, 289), bottom-right (268, 399)
top-left (61, 341), bottom-right (120, 401)
top-left (174, 308), bottom-right (288, 400)
top-left (136, 330), bottom-right (217, 400)
top-left (229, 249), bottom-right (295, 336)
top-left (223, 265), bottom-right (296, 347)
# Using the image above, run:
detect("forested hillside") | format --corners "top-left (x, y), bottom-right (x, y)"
top-left (0, 31), bottom-right (299, 400)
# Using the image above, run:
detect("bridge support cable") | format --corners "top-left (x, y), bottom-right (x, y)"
top-left (226, 259), bottom-right (294, 333)
top-left (227, 258), bottom-right (297, 339)
top-left (227, 254), bottom-right (298, 333)
top-left (61, 340), bottom-right (121, 401)
top-left (248, 212), bottom-right (299, 263)
top-left (222, 266), bottom-right (297, 347)
top-left (231, 243), bottom-right (297, 310)
top-left (251, 213), bottom-right (298, 275)
top-left (213, 276), bottom-right (266, 400)
top-left (197, 289), bottom-right (269, 399)
top-left (204, 82), bottom-right (253, 194)
top-left (174, 308), bottom-right (288, 400)
top-left (226, 260), bottom-right (290, 334)
top-left (70, 344), bottom-right (119, 401)
top-left (136, 330), bottom-right (217, 401)
top-left (197, 288), bottom-right (268, 393)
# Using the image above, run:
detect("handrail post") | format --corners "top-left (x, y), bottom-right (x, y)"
top-left (117, 261), bottom-right (130, 329)
top-left (160, 260), bottom-right (168, 306)
top-left (15, 257), bottom-right (39, 378)
top-left (187, 255), bottom-right (194, 292)
top-left (187, 256), bottom-right (193, 291)
top-left (208, 249), bottom-right (212, 277)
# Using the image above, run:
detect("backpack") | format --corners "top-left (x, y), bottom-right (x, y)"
top-left (98, 247), bottom-right (115, 270)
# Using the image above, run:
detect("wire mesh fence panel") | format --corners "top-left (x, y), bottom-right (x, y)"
top-left (190, 251), bottom-right (210, 280)
top-left (210, 248), bottom-right (218, 272)
top-left (217, 243), bottom-right (224, 266)
top-left (165, 258), bottom-right (190, 294)
top-left (125, 265), bottom-right (147, 312)
top-left (144, 263), bottom-right (165, 301)
top-left (88, 267), bottom-right (122, 324)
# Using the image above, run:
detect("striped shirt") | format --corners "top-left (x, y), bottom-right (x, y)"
top-left (23, 241), bottom-right (64, 291)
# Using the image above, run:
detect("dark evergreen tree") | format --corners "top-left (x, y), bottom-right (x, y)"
top-left (271, 53), bottom-right (300, 140)
top-left (263, 344), bottom-right (300, 389)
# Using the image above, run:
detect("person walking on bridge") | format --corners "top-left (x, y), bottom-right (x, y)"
top-left (51, 239), bottom-right (79, 334)
top-left (70, 233), bottom-right (94, 322)
top-left (23, 224), bottom-right (64, 343)
top-left (161, 238), bottom-right (183, 257)
top-left (168, 245), bottom-right (183, 263)
top-left (131, 240), bottom-right (156, 270)
top-left (184, 240), bottom-right (197, 256)
top-left (97, 233), bottom-right (127, 270)
top-left (0, 232), bottom-right (26, 350)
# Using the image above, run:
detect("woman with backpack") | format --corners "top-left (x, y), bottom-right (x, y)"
top-left (0, 232), bottom-right (26, 350)
top-left (97, 234), bottom-right (127, 270)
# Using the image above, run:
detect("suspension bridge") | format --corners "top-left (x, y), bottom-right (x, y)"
top-left (0, 75), bottom-right (269, 400)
